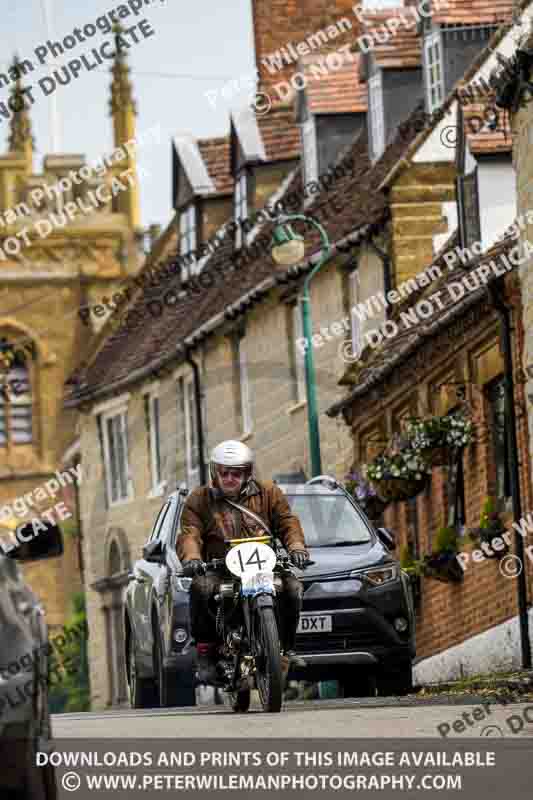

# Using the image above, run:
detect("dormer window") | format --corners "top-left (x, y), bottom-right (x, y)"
top-left (234, 171), bottom-right (248, 249)
top-left (179, 203), bottom-right (197, 258)
top-left (425, 32), bottom-right (444, 114)
top-left (302, 117), bottom-right (318, 190)
top-left (368, 72), bottom-right (385, 161)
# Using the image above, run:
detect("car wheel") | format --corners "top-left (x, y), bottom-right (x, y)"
top-left (155, 635), bottom-right (196, 708)
top-left (128, 634), bottom-right (157, 709)
top-left (377, 663), bottom-right (413, 696)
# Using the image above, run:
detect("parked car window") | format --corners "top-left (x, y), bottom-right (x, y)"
top-left (149, 502), bottom-right (170, 542)
top-left (158, 502), bottom-right (176, 546)
top-left (286, 493), bottom-right (372, 547)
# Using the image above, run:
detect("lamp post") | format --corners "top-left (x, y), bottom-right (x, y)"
top-left (271, 216), bottom-right (331, 477)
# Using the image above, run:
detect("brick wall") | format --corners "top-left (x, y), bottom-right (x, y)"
top-left (348, 288), bottom-right (533, 667)
top-left (511, 75), bottom-right (533, 499)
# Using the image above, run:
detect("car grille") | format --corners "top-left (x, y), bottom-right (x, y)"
top-left (295, 632), bottom-right (382, 653)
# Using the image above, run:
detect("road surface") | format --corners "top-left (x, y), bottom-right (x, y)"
top-left (52, 694), bottom-right (533, 738)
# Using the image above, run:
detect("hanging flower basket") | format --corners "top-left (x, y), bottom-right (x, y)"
top-left (371, 475), bottom-right (428, 503)
top-left (365, 448), bottom-right (430, 503)
top-left (405, 412), bottom-right (475, 468)
top-left (420, 551), bottom-right (464, 583)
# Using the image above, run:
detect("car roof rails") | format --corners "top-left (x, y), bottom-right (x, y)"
top-left (273, 470), bottom-right (308, 484)
top-left (305, 475), bottom-right (344, 492)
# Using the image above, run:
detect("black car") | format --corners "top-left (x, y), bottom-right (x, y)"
top-left (280, 477), bottom-right (416, 696)
top-left (0, 520), bottom-right (63, 800)
top-left (124, 485), bottom-right (198, 709)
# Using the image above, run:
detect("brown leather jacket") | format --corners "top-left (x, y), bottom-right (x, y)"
top-left (177, 479), bottom-right (308, 562)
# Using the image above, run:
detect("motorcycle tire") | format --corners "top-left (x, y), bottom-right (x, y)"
top-left (254, 606), bottom-right (283, 713)
top-left (231, 688), bottom-right (251, 713)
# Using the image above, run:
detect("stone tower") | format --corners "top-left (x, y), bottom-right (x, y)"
top-left (0, 41), bottom-right (143, 634)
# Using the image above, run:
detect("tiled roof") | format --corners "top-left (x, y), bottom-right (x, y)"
top-left (65, 107), bottom-right (423, 406)
top-left (431, 0), bottom-right (515, 26)
top-left (197, 136), bottom-right (233, 195)
top-left (256, 104), bottom-right (302, 162)
top-left (359, 9), bottom-right (421, 69)
top-left (301, 53), bottom-right (367, 114)
top-left (327, 232), bottom-right (518, 417)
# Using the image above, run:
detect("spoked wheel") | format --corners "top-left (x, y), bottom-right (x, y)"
top-left (254, 607), bottom-right (283, 713)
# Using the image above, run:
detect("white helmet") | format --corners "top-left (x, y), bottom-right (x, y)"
top-left (209, 440), bottom-right (254, 493)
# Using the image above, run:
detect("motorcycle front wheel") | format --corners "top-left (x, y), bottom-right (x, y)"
top-left (254, 606), bottom-right (283, 713)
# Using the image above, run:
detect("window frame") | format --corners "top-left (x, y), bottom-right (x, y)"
top-left (143, 389), bottom-right (166, 498)
top-left (302, 115), bottom-right (318, 196)
top-left (290, 303), bottom-right (307, 405)
top-left (424, 30), bottom-right (444, 114)
top-left (368, 71), bottom-right (385, 161)
top-left (234, 170), bottom-right (248, 250)
top-left (237, 336), bottom-right (253, 436)
top-left (101, 404), bottom-right (134, 507)
top-left (179, 202), bottom-right (197, 260)
top-left (348, 269), bottom-right (363, 359)
top-left (183, 376), bottom-right (201, 489)
top-left (0, 341), bottom-right (33, 449)
top-left (487, 377), bottom-right (512, 510)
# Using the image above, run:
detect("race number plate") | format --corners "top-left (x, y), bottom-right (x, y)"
top-left (225, 541), bottom-right (277, 578)
top-left (297, 614), bottom-right (332, 633)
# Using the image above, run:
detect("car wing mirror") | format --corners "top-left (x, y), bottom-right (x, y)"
top-left (376, 527), bottom-right (395, 550)
top-left (142, 538), bottom-right (166, 564)
top-left (2, 521), bottom-right (64, 562)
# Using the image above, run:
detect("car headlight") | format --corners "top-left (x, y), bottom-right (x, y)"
top-left (352, 564), bottom-right (398, 586)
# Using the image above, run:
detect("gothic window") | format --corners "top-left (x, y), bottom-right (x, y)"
top-left (0, 336), bottom-right (33, 448)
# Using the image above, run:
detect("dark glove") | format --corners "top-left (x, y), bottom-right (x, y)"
top-left (182, 559), bottom-right (205, 578)
top-left (289, 550), bottom-right (309, 570)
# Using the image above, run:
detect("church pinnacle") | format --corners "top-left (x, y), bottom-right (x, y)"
top-left (8, 55), bottom-right (34, 170)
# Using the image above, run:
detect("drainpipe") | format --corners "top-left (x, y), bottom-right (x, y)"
top-left (185, 350), bottom-right (207, 485)
top-left (488, 278), bottom-right (531, 669)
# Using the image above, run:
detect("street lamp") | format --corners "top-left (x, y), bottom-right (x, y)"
top-left (271, 215), bottom-right (331, 477)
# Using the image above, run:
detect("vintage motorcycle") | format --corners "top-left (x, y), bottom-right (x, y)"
top-left (199, 534), bottom-right (311, 713)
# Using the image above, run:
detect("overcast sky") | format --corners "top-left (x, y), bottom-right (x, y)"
top-left (0, 0), bottom-right (255, 230)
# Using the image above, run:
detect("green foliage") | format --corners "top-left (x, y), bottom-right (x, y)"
top-left (433, 526), bottom-right (458, 555)
top-left (48, 591), bottom-right (90, 714)
top-left (59, 517), bottom-right (80, 539)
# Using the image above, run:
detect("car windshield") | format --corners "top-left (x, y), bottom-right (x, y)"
top-left (286, 493), bottom-right (372, 547)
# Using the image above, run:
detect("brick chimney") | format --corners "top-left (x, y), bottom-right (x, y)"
top-left (251, 0), bottom-right (360, 91)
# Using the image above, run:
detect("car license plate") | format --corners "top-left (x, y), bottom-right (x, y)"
top-left (297, 614), bottom-right (332, 633)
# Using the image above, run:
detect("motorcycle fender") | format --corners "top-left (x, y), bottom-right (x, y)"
top-left (254, 594), bottom-right (274, 609)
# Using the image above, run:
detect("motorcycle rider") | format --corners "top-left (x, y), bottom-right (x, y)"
top-left (177, 440), bottom-right (309, 685)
